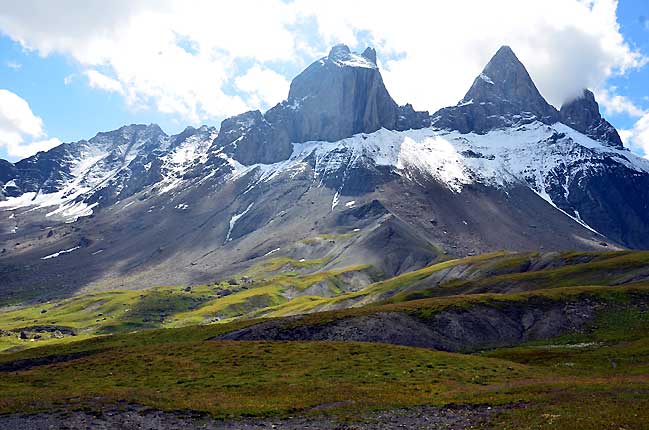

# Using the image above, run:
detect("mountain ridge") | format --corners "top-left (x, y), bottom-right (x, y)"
top-left (0, 44), bottom-right (648, 301)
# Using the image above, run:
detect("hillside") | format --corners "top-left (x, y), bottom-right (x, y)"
top-left (1, 279), bottom-right (648, 429)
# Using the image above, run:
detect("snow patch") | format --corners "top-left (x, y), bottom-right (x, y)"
top-left (263, 248), bottom-right (281, 257)
top-left (225, 202), bottom-right (254, 242)
top-left (41, 246), bottom-right (81, 260)
top-left (479, 73), bottom-right (494, 85)
top-left (331, 192), bottom-right (340, 210)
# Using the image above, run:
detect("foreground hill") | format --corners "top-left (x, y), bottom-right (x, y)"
top-left (2, 250), bottom-right (649, 353)
top-left (0, 280), bottom-right (648, 429)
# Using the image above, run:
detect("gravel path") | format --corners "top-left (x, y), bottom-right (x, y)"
top-left (0, 404), bottom-right (500, 429)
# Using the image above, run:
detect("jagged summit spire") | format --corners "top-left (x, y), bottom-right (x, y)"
top-left (462, 45), bottom-right (554, 115)
top-left (361, 47), bottom-right (377, 65)
top-left (323, 44), bottom-right (378, 69)
top-left (433, 45), bottom-right (559, 134)
top-left (560, 89), bottom-right (624, 149)
top-left (209, 44), bottom-right (429, 165)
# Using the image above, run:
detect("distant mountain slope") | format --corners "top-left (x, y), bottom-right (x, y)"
top-left (0, 44), bottom-right (648, 302)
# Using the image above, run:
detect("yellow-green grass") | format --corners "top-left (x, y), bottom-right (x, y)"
top-left (0, 283), bottom-right (648, 427)
top-left (245, 251), bottom-right (516, 316)
top-left (0, 264), bottom-right (372, 352)
top-left (0, 340), bottom-right (537, 417)
top-left (3, 250), bottom-right (648, 355)
top-left (386, 250), bottom-right (649, 303)
top-left (259, 284), bottom-right (649, 331)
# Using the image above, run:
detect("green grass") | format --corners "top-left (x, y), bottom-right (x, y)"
top-left (385, 250), bottom-right (649, 302)
top-left (0, 281), bottom-right (648, 427)
top-left (4, 250), bottom-right (649, 354)
top-left (0, 262), bottom-right (375, 352)
top-left (0, 340), bottom-right (535, 417)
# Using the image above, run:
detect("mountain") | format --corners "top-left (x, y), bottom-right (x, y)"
top-left (432, 45), bottom-right (559, 133)
top-left (559, 89), bottom-right (624, 148)
top-left (1, 44), bottom-right (648, 302)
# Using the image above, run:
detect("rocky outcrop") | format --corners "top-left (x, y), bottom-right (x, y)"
top-left (433, 46), bottom-right (559, 133)
top-left (216, 295), bottom-right (610, 353)
top-left (560, 89), bottom-right (624, 149)
top-left (270, 44), bottom-right (399, 143)
top-left (213, 44), bottom-right (430, 166)
top-left (211, 110), bottom-right (292, 165)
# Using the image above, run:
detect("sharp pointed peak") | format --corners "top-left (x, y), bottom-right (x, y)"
top-left (324, 44), bottom-right (378, 69)
top-left (328, 44), bottom-right (351, 59)
top-left (559, 88), bottom-right (624, 149)
top-left (361, 47), bottom-right (377, 65)
top-left (560, 88), bottom-right (598, 110)
top-left (494, 45), bottom-right (516, 57)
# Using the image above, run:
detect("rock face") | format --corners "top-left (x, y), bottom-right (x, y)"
top-left (546, 157), bottom-right (649, 248)
top-left (217, 295), bottom-right (606, 353)
top-left (560, 89), bottom-right (624, 149)
top-left (433, 46), bottom-right (559, 133)
top-left (272, 44), bottom-right (399, 143)
top-left (211, 110), bottom-right (291, 165)
top-left (213, 44), bottom-right (429, 165)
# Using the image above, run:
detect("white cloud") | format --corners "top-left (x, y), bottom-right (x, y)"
top-left (5, 137), bottom-right (62, 159)
top-left (0, 0), bottom-right (297, 123)
top-left (6, 61), bottom-right (21, 70)
top-left (595, 87), bottom-right (646, 117)
top-left (0, 89), bottom-right (60, 159)
top-left (84, 70), bottom-right (124, 95)
top-left (0, 0), bottom-right (645, 124)
top-left (623, 114), bottom-right (649, 158)
top-left (235, 65), bottom-right (290, 110)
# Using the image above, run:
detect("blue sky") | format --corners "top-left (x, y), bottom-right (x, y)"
top-left (0, 0), bottom-right (648, 161)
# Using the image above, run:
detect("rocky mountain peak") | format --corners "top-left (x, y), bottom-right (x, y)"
top-left (462, 46), bottom-right (557, 118)
top-left (361, 47), bottom-right (377, 65)
top-left (559, 89), bottom-right (624, 149)
top-left (325, 44), bottom-right (377, 69)
top-left (210, 45), bottom-right (428, 165)
top-left (433, 45), bottom-right (559, 134)
top-left (89, 123), bottom-right (168, 151)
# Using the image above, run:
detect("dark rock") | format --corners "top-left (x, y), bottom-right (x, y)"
top-left (217, 296), bottom-right (609, 353)
top-left (433, 45), bottom-right (559, 134)
top-left (560, 89), bottom-right (624, 149)
top-left (396, 104), bottom-right (431, 131)
top-left (214, 45), bottom-right (429, 167)
top-left (211, 110), bottom-right (292, 165)
top-left (545, 157), bottom-right (649, 248)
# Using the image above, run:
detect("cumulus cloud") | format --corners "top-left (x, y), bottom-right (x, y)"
top-left (84, 70), bottom-right (124, 95)
top-left (0, 89), bottom-right (61, 159)
top-left (0, 0), bottom-right (296, 122)
top-left (595, 87), bottom-right (646, 117)
top-left (235, 65), bottom-right (291, 110)
top-left (621, 114), bottom-right (649, 159)
top-left (0, 0), bottom-right (645, 123)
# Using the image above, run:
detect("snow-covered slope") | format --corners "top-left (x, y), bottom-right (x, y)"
top-left (0, 125), bottom-right (217, 222)
top-left (211, 121), bottom-right (648, 232)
